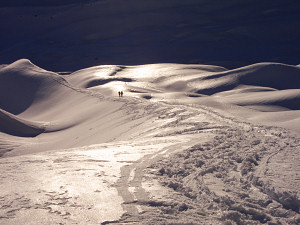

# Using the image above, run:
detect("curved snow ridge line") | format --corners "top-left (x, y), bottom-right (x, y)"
top-left (217, 89), bottom-right (300, 111)
top-left (0, 108), bottom-right (46, 137)
top-left (0, 59), bottom-right (106, 116)
top-left (194, 62), bottom-right (300, 93)
top-left (79, 62), bottom-right (300, 95)
top-left (1, 59), bottom-right (106, 106)
top-left (85, 77), bottom-right (133, 89)
top-left (48, 69), bottom-right (105, 100)
top-left (68, 65), bottom-right (128, 89)
top-left (65, 61), bottom-right (300, 132)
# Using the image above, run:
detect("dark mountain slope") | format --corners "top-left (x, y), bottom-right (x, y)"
top-left (0, 0), bottom-right (299, 71)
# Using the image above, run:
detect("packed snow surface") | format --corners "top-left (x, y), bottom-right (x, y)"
top-left (0, 59), bottom-right (299, 224)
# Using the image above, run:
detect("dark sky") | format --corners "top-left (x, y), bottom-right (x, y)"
top-left (0, 0), bottom-right (299, 71)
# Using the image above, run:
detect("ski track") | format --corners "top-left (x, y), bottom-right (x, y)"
top-left (0, 92), bottom-right (299, 224)
top-left (100, 96), bottom-right (300, 224)
top-left (142, 102), bottom-right (300, 224)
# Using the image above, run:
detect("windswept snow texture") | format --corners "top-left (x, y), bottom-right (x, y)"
top-left (68, 61), bottom-right (300, 133)
top-left (0, 59), bottom-right (299, 224)
top-left (0, 0), bottom-right (299, 71)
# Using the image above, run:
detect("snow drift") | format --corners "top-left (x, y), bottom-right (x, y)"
top-left (0, 108), bottom-right (45, 137)
top-left (0, 59), bottom-right (299, 224)
top-left (67, 61), bottom-right (300, 132)
top-left (0, 59), bottom-right (151, 156)
top-left (1, 59), bottom-right (300, 151)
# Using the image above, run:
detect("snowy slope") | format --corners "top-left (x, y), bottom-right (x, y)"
top-left (0, 59), bottom-right (156, 156)
top-left (67, 61), bottom-right (300, 132)
top-left (0, 59), bottom-right (299, 224)
top-left (1, 0), bottom-right (299, 223)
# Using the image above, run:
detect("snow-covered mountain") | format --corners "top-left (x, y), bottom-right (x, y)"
top-left (0, 59), bottom-right (299, 224)
top-left (0, 0), bottom-right (300, 224)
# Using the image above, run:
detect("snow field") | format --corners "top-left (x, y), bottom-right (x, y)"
top-left (0, 59), bottom-right (299, 224)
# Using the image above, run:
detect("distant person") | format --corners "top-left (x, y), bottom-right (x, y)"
top-left (118, 91), bottom-right (121, 97)
top-left (121, 91), bottom-right (123, 97)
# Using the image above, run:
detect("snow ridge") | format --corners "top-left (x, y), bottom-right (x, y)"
top-left (0, 60), bottom-right (299, 224)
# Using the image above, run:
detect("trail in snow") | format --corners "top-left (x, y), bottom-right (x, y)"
top-left (0, 60), bottom-right (299, 224)
top-left (1, 94), bottom-right (299, 224)
top-left (147, 103), bottom-right (300, 225)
